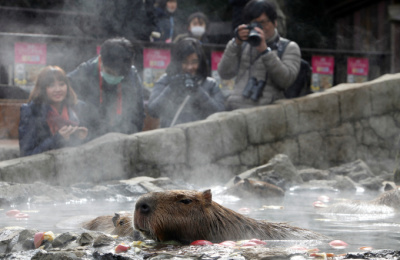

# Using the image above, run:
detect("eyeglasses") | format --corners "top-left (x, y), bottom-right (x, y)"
top-left (252, 19), bottom-right (271, 27)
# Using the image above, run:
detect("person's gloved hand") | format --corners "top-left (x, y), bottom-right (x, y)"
top-left (168, 74), bottom-right (185, 89)
top-left (189, 86), bottom-right (210, 104)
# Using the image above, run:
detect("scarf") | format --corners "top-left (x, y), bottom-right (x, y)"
top-left (46, 104), bottom-right (79, 135)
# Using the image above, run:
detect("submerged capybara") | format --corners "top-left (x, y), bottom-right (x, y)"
top-left (224, 177), bottom-right (285, 201)
top-left (82, 213), bottom-right (134, 237)
top-left (134, 189), bottom-right (327, 244)
top-left (318, 188), bottom-right (400, 214)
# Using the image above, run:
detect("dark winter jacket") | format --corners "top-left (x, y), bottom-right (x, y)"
top-left (155, 8), bottom-right (184, 42)
top-left (67, 57), bottom-right (145, 136)
top-left (18, 100), bottom-right (98, 157)
top-left (147, 74), bottom-right (225, 128)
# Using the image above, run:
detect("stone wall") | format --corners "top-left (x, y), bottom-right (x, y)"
top-left (1, 73), bottom-right (400, 186)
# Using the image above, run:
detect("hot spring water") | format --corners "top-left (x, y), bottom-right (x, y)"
top-left (1, 186), bottom-right (399, 253)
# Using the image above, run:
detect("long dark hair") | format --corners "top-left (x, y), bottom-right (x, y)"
top-left (29, 66), bottom-right (77, 106)
top-left (166, 38), bottom-right (209, 79)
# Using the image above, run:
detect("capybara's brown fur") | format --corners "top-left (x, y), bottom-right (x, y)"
top-left (319, 188), bottom-right (400, 214)
top-left (372, 188), bottom-right (400, 210)
top-left (82, 213), bottom-right (134, 237)
top-left (134, 189), bottom-right (327, 244)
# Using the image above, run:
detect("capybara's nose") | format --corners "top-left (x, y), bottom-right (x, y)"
top-left (135, 196), bottom-right (155, 215)
top-left (137, 201), bottom-right (150, 214)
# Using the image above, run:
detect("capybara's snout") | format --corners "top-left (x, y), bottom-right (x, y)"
top-left (135, 195), bottom-right (156, 215)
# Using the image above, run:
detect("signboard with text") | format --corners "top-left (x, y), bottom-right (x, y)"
top-left (311, 55), bottom-right (334, 92)
top-left (14, 42), bottom-right (47, 87)
top-left (347, 57), bottom-right (369, 83)
top-left (142, 48), bottom-right (171, 88)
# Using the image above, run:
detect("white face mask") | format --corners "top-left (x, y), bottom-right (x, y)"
top-left (190, 26), bottom-right (205, 37)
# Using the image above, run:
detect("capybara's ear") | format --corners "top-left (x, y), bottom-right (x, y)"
top-left (234, 176), bottom-right (242, 184)
top-left (202, 189), bottom-right (212, 205)
top-left (112, 213), bottom-right (120, 227)
top-left (243, 178), bottom-right (252, 188)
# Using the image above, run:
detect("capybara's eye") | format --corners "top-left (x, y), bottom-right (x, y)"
top-left (180, 199), bottom-right (192, 204)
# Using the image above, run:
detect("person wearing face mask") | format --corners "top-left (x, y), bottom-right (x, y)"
top-left (174, 12), bottom-right (210, 44)
top-left (155, 0), bottom-right (184, 43)
top-left (147, 38), bottom-right (225, 128)
top-left (67, 37), bottom-right (145, 137)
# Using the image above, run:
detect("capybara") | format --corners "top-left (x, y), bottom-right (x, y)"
top-left (318, 188), bottom-right (400, 214)
top-left (82, 213), bottom-right (134, 237)
top-left (224, 177), bottom-right (285, 201)
top-left (134, 189), bottom-right (327, 244)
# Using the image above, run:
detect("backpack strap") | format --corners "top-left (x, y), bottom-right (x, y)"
top-left (276, 38), bottom-right (290, 59)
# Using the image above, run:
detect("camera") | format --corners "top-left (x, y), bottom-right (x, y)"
top-left (246, 22), bottom-right (263, 47)
top-left (182, 74), bottom-right (196, 89)
top-left (170, 74), bottom-right (197, 90)
top-left (242, 77), bottom-right (266, 101)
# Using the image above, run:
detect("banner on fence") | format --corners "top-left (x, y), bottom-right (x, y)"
top-left (142, 48), bottom-right (171, 88)
top-left (347, 57), bottom-right (369, 83)
top-left (311, 55), bottom-right (334, 92)
top-left (14, 42), bottom-right (47, 86)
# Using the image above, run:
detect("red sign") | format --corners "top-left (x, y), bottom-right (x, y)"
top-left (312, 56), bottom-right (334, 75)
top-left (347, 57), bottom-right (369, 76)
top-left (143, 48), bottom-right (171, 69)
top-left (14, 42), bottom-right (47, 65)
top-left (211, 51), bottom-right (223, 71)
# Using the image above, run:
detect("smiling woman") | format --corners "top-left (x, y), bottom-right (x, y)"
top-left (147, 38), bottom-right (226, 128)
top-left (18, 66), bottom-right (99, 157)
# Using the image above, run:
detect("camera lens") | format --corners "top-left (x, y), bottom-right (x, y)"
top-left (184, 75), bottom-right (195, 89)
top-left (248, 31), bottom-right (261, 47)
top-left (247, 22), bottom-right (262, 47)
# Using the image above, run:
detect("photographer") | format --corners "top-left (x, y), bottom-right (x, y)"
top-left (218, 0), bottom-right (301, 110)
top-left (147, 38), bottom-right (225, 128)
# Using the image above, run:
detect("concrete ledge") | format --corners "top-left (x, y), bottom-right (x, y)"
top-left (0, 73), bottom-right (400, 185)
top-left (0, 153), bottom-right (54, 183)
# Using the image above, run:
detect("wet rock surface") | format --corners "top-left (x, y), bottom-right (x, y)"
top-left (1, 229), bottom-right (399, 260)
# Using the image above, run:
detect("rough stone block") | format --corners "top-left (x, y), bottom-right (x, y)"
top-left (207, 111), bottom-right (247, 154)
top-left (135, 128), bottom-right (186, 165)
top-left (239, 145), bottom-right (259, 166)
top-left (177, 120), bottom-right (223, 166)
top-left (285, 91), bottom-right (339, 135)
top-left (239, 104), bottom-right (286, 144)
top-left (258, 143), bottom-right (276, 165)
top-left (0, 153), bottom-right (54, 183)
top-left (298, 131), bottom-right (327, 168)
top-left (369, 78), bottom-right (400, 115)
top-left (369, 115), bottom-right (399, 143)
top-left (337, 84), bottom-right (372, 121)
top-left (215, 154), bottom-right (241, 166)
top-left (325, 135), bottom-right (357, 165)
top-left (271, 138), bottom-right (299, 165)
top-left (52, 133), bottom-right (128, 185)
